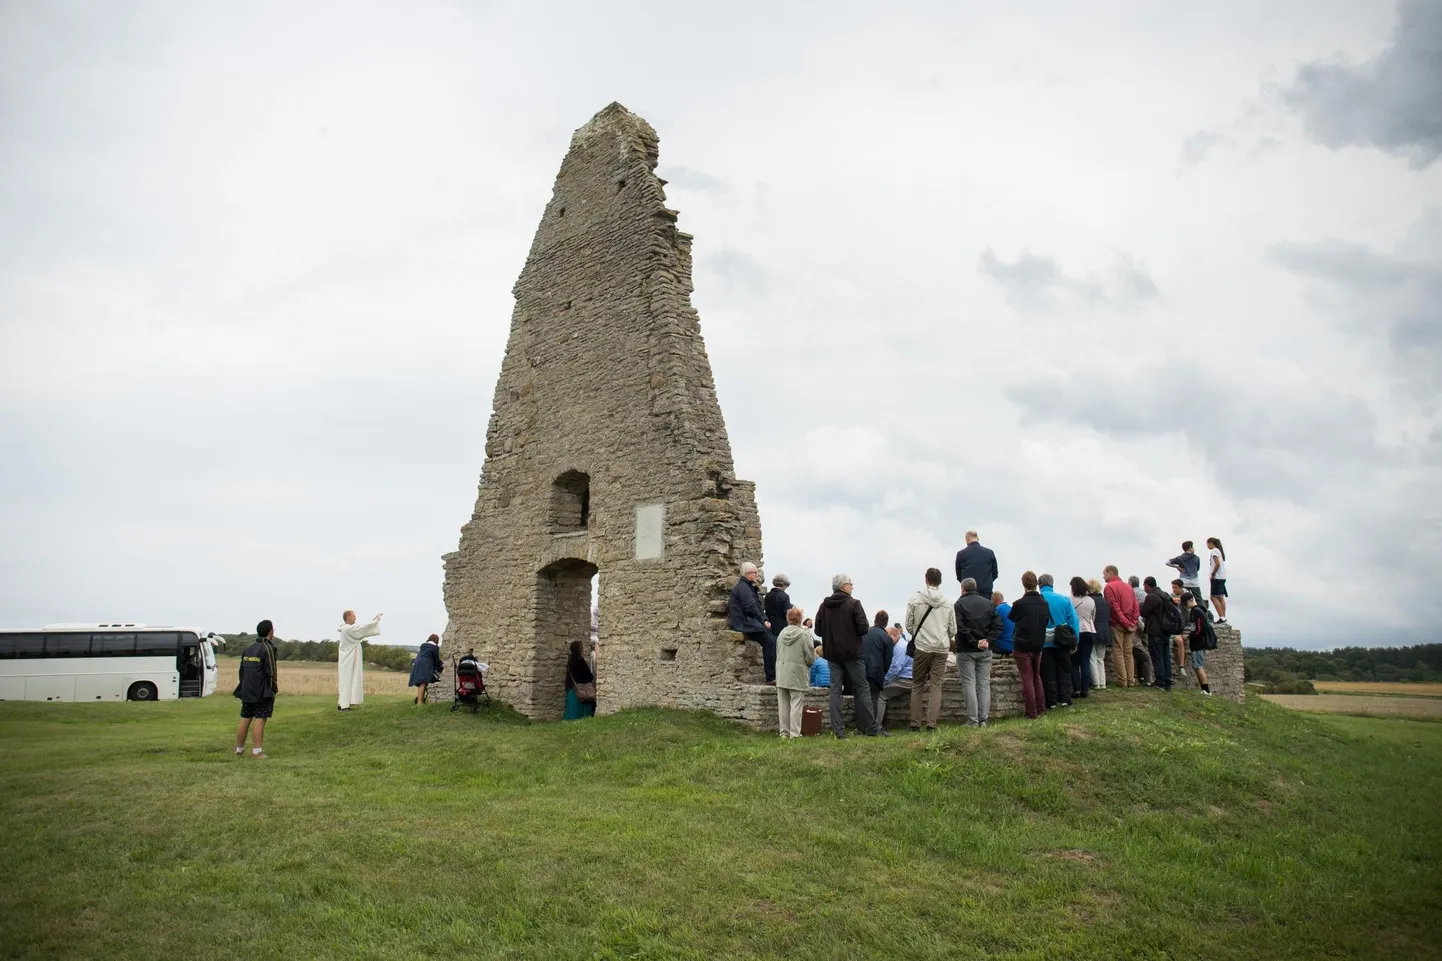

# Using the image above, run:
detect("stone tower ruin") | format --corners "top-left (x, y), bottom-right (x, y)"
top-left (442, 103), bottom-right (765, 721)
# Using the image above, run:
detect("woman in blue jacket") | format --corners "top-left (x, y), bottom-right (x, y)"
top-left (409, 634), bottom-right (444, 704)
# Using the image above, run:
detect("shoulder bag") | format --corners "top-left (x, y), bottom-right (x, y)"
top-left (906, 604), bottom-right (935, 659)
top-left (569, 668), bottom-right (596, 704)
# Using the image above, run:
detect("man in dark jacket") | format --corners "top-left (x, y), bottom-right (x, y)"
top-left (235, 619), bottom-right (279, 759)
top-left (813, 573), bottom-right (881, 738)
top-left (728, 562), bottom-right (774, 683)
top-left (763, 573), bottom-right (792, 683)
top-left (954, 530), bottom-right (999, 598)
top-left (861, 610), bottom-right (894, 724)
top-left (954, 578), bottom-right (1003, 726)
top-left (1006, 571), bottom-right (1050, 719)
top-left (1139, 576), bottom-right (1175, 692)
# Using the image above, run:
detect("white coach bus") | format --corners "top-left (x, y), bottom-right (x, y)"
top-left (0, 624), bottom-right (221, 702)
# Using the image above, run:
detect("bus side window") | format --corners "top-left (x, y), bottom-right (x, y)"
top-left (0, 634), bottom-right (44, 658)
top-left (44, 634), bottom-right (91, 657)
top-left (92, 633), bottom-right (137, 656)
top-left (136, 633), bottom-right (179, 657)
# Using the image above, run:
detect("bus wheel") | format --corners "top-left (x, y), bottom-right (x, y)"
top-left (128, 682), bottom-right (158, 702)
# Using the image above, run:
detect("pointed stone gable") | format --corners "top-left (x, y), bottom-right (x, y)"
top-left (441, 103), bottom-right (765, 721)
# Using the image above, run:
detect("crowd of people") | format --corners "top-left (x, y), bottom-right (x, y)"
top-left (229, 536), bottom-right (1229, 752)
top-left (729, 533), bottom-right (1231, 738)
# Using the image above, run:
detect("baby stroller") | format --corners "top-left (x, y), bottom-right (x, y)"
top-left (451, 654), bottom-right (491, 713)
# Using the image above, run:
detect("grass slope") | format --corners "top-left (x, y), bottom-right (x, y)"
top-left (1, 691), bottom-right (1439, 961)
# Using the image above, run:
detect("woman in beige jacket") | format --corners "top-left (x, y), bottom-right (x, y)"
top-left (775, 607), bottom-right (816, 737)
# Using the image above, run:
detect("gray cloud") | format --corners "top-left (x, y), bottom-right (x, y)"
top-left (1281, 0), bottom-right (1442, 167)
top-left (1267, 221), bottom-right (1442, 396)
top-left (1181, 130), bottom-right (1230, 167)
top-left (979, 248), bottom-right (1160, 309)
top-left (660, 165), bottom-right (731, 197)
top-left (698, 248), bottom-right (774, 307)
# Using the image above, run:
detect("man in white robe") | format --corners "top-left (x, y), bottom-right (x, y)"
top-left (337, 610), bottom-right (382, 710)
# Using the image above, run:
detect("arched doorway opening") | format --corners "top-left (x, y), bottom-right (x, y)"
top-left (535, 557), bottom-right (600, 718)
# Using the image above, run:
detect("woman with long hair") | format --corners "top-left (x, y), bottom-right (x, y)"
top-left (1069, 576), bottom-right (1097, 698)
top-left (564, 639), bottom-right (596, 719)
top-left (1207, 537), bottom-right (1228, 623)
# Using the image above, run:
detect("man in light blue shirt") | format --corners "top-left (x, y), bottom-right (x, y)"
top-left (875, 628), bottom-right (913, 725)
top-left (1038, 574), bottom-right (1080, 708)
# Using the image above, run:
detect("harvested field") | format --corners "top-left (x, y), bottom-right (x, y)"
top-left (216, 656), bottom-right (410, 696)
top-left (1263, 694), bottom-right (1442, 718)
top-left (1313, 681), bottom-right (1442, 697)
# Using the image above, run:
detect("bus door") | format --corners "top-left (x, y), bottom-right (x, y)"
top-left (178, 637), bottom-right (204, 698)
top-left (201, 637), bottom-right (218, 697)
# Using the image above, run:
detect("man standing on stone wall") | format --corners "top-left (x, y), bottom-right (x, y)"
top-left (337, 610), bottom-right (382, 711)
top-left (728, 562), bottom-right (773, 683)
top-left (955, 530), bottom-right (999, 598)
top-left (814, 574), bottom-right (881, 738)
top-left (1167, 541), bottom-right (1206, 608)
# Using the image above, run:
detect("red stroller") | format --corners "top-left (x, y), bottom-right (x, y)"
top-left (451, 654), bottom-right (491, 713)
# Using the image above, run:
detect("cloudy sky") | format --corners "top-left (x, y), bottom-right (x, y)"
top-left (2, 0), bottom-right (1438, 650)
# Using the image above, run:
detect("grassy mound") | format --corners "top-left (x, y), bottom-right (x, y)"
top-left (1, 690), bottom-right (1438, 960)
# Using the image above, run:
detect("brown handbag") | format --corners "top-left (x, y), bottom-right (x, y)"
top-left (569, 669), bottom-right (596, 703)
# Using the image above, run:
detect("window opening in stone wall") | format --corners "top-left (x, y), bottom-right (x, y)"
top-left (660, 648), bottom-right (676, 662)
top-left (550, 470), bottom-right (590, 532)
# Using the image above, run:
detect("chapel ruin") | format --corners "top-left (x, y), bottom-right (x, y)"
top-left (440, 103), bottom-right (1245, 726)
top-left (441, 103), bottom-right (768, 722)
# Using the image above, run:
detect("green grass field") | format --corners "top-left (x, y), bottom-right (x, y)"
top-left (1, 691), bottom-right (1439, 960)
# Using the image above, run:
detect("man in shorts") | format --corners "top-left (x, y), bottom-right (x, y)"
top-left (235, 619), bottom-right (280, 759)
top-left (1182, 594), bottom-right (1214, 695)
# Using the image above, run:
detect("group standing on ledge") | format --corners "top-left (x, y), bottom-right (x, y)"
top-left (729, 531), bottom-right (1231, 738)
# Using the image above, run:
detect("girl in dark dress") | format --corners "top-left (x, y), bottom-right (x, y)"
top-left (564, 639), bottom-right (596, 719)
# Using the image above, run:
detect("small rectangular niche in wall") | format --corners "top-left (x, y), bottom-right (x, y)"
top-left (635, 504), bottom-right (664, 560)
top-left (660, 648), bottom-right (677, 662)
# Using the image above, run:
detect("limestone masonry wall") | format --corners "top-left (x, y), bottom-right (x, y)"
top-left (442, 103), bottom-right (763, 721)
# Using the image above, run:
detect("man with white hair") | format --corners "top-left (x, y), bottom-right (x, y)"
top-left (728, 562), bottom-right (773, 681)
top-left (814, 573), bottom-right (883, 738)
top-left (336, 610), bottom-right (382, 711)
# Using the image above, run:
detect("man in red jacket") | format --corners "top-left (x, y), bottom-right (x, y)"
top-left (1102, 566), bottom-right (1140, 688)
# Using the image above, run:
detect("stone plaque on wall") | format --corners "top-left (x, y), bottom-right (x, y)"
top-left (635, 504), bottom-right (664, 560)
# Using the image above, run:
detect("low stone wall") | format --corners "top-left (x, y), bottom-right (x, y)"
top-left (428, 621), bottom-right (1242, 720)
top-left (739, 656), bottom-right (1024, 731)
top-left (1173, 623), bottom-right (1244, 702)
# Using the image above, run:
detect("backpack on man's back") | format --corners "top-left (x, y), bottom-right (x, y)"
top-left (1160, 597), bottom-right (1185, 636)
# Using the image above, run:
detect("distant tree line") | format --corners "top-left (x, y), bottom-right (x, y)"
top-left (220, 634), bottom-right (417, 673)
top-left (1245, 644), bottom-right (1442, 694)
